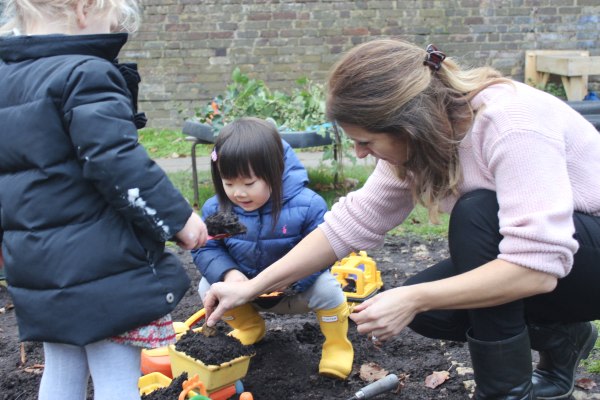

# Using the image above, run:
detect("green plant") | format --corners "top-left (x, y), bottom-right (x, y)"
top-left (195, 68), bottom-right (328, 134)
top-left (194, 68), bottom-right (356, 184)
top-left (536, 82), bottom-right (567, 100)
top-left (581, 320), bottom-right (600, 374)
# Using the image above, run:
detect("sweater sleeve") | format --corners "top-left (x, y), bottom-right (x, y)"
top-left (62, 59), bottom-right (192, 242)
top-left (191, 201), bottom-right (240, 284)
top-left (321, 161), bottom-right (415, 259)
top-left (480, 119), bottom-right (578, 277)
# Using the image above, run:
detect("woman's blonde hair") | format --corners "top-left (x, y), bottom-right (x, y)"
top-left (326, 38), bottom-right (510, 222)
top-left (0, 0), bottom-right (141, 34)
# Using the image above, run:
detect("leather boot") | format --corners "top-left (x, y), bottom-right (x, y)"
top-left (222, 303), bottom-right (266, 345)
top-left (529, 321), bottom-right (598, 399)
top-left (467, 328), bottom-right (535, 399)
top-left (316, 302), bottom-right (354, 379)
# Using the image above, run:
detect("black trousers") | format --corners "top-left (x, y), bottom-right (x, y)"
top-left (406, 189), bottom-right (600, 342)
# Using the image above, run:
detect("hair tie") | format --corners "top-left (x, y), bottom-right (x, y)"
top-left (211, 147), bottom-right (218, 162)
top-left (424, 44), bottom-right (446, 72)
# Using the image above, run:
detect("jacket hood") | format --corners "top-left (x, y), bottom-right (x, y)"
top-left (0, 32), bottom-right (127, 62)
top-left (281, 140), bottom-right (309, 203)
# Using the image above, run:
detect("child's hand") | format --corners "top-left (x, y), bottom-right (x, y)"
top-left (223, 269), bottom-right (248, 283)
top-left (175, 212), bottom-right (208, 250)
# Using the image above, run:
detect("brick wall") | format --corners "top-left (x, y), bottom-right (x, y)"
top-left (122, 0), bottom-right (600, 128)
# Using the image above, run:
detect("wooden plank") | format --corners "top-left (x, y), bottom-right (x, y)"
top-left (536, 55), bottom-right (600, 76)
top-left (524, 50), bottom-right (589, 87)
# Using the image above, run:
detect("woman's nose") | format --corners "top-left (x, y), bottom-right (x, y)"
top-left (354, 143), bottom-right (370, 159)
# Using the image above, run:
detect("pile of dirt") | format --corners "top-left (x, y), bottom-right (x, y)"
top-left (175, 329), bottom-right (255, 366)
top-left (1, 234), bottom-right (599, 399)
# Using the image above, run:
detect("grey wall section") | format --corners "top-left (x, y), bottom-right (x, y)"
top-left (122, 0), bottom-right (600, 129)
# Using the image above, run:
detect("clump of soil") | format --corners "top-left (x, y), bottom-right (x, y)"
top-left (141, 372), bottom-right (188, 400)
top-left (205, 212), bottom-right (247, 237)
top-left (175, 329), bottom-right (255, 366)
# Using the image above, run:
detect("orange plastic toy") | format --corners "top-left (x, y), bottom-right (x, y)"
top-left (141, 308), bottom-right (206, 377)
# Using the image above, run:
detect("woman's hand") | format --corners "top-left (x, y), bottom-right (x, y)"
top-left (204, 280), bottom-right (256, 326)
top-left (175, 212), bottom-right (208, 250)
top-left (350, 286), bottom-right (420, 342)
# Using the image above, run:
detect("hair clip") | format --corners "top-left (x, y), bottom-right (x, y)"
top-left (211, 147), bottom-right (218, 162)
top-left (424, 44), bottom-right (446, 72)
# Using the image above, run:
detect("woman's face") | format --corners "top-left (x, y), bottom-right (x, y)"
top-left (340, 123), bottom-right (408, 166)
top-left (221, 171), bottom-right (271, 212)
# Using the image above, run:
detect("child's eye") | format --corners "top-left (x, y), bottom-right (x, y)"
top-left (245, 181), bottom-right (256, 187)
top-left (356, 140), bottom-right (369, 146)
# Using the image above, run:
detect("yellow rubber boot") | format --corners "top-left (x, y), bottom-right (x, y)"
top-left (222, 303), bottom-right (266, 345)
top-left (316, 302), bottom-right (354, 379)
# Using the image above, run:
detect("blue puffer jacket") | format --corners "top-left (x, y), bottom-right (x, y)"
top-left (192, 141), bottom-right (328, 293)
top-left (0, 33), bottom-right (192, 345)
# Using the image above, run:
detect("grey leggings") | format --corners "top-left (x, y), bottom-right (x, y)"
top-left (39, 340), bottom-right (141, 400)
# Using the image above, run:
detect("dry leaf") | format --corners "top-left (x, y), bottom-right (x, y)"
top-left (23, 364), bottom-right (44, 375)
top-left (575, 377), bottom-right (597, 390)
top-left (424, 370), bottom-right (450, 389)
top-left (359, 362), bottom-right (388, 382)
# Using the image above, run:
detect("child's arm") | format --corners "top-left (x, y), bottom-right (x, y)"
top-left (191, 201), bottom-right (243, 283)
top-left (62, 59), bottom-right (200, 244)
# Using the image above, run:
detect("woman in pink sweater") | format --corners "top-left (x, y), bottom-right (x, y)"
top-left (204, 39), bottom-right (600, 399)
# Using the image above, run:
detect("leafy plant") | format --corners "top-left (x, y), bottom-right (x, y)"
top-left (195, 68), bottom-right (328, 134)
top-left (195, 68), bottom-right (356, 184)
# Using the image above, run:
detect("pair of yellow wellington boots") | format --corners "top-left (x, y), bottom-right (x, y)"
top-left (222, 302), bottom-right (353, 380)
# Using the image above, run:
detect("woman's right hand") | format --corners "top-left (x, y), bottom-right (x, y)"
top-left (204, 280), bottom-right (256, 326)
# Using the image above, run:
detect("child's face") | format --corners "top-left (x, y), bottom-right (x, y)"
top-left (221, 172), bottom-right (271, 212)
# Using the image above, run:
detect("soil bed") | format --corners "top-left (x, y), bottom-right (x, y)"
top-left (175, 329), bottom-right (255, 366)
top-left (1, 234), bottom-right (599, 399)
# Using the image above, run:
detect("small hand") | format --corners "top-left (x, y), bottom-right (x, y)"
top-left (223, 269), bottom-right (249, 283)
top-left (175, 212), bottom-right (208, 250)
top-left (350, 286), bottom-right (420, 342)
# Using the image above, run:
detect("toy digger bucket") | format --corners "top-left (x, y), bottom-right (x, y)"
top-left (141, 308), bottom-right (207, 377)
top-left (331, 251), bottom-right (383, 303)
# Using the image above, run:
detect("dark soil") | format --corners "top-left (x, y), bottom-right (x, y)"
top-left (141, 373), bottom-right (189, 400)
top-left (1, 234), bottom-right (599, 400)
top-left (205, 212), bottom-right (247, 237)
top-left (175, 330), bottom-right (255, 366)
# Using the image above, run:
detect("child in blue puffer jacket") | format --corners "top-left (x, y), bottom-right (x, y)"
top-left (192, 117), bottom-right (354, 379)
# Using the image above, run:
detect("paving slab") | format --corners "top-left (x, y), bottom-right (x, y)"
top-left (154, 151), bottom-right (375, 173)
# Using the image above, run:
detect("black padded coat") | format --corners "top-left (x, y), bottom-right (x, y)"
top-left (0, 33), bottom-right (192, 345)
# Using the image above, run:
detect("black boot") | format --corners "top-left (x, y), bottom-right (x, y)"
top-left (467, 328), bottom-right (535, 399)
top-left (529, 321), bottom-right (598, 399)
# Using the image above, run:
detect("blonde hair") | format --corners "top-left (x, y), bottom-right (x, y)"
top-left (0, 0), bottom-right (141, 34)
top-left (326, 38), bottom-right (511, 222)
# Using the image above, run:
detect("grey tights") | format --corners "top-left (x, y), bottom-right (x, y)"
top-left (39, 340), bottom-right (141, 400)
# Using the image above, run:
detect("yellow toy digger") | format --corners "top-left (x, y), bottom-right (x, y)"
top-left (330, 251), bottom-right (384, 304)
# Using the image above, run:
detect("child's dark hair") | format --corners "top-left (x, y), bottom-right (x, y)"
top-left (211, 117), bottom-right (285, 226)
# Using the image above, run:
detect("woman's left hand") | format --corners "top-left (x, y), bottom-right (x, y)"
top-left (350, 286), bottom-right (420, 343)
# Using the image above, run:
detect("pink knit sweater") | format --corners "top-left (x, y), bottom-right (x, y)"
top-left (321, 81), bottom-right (600, 278)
